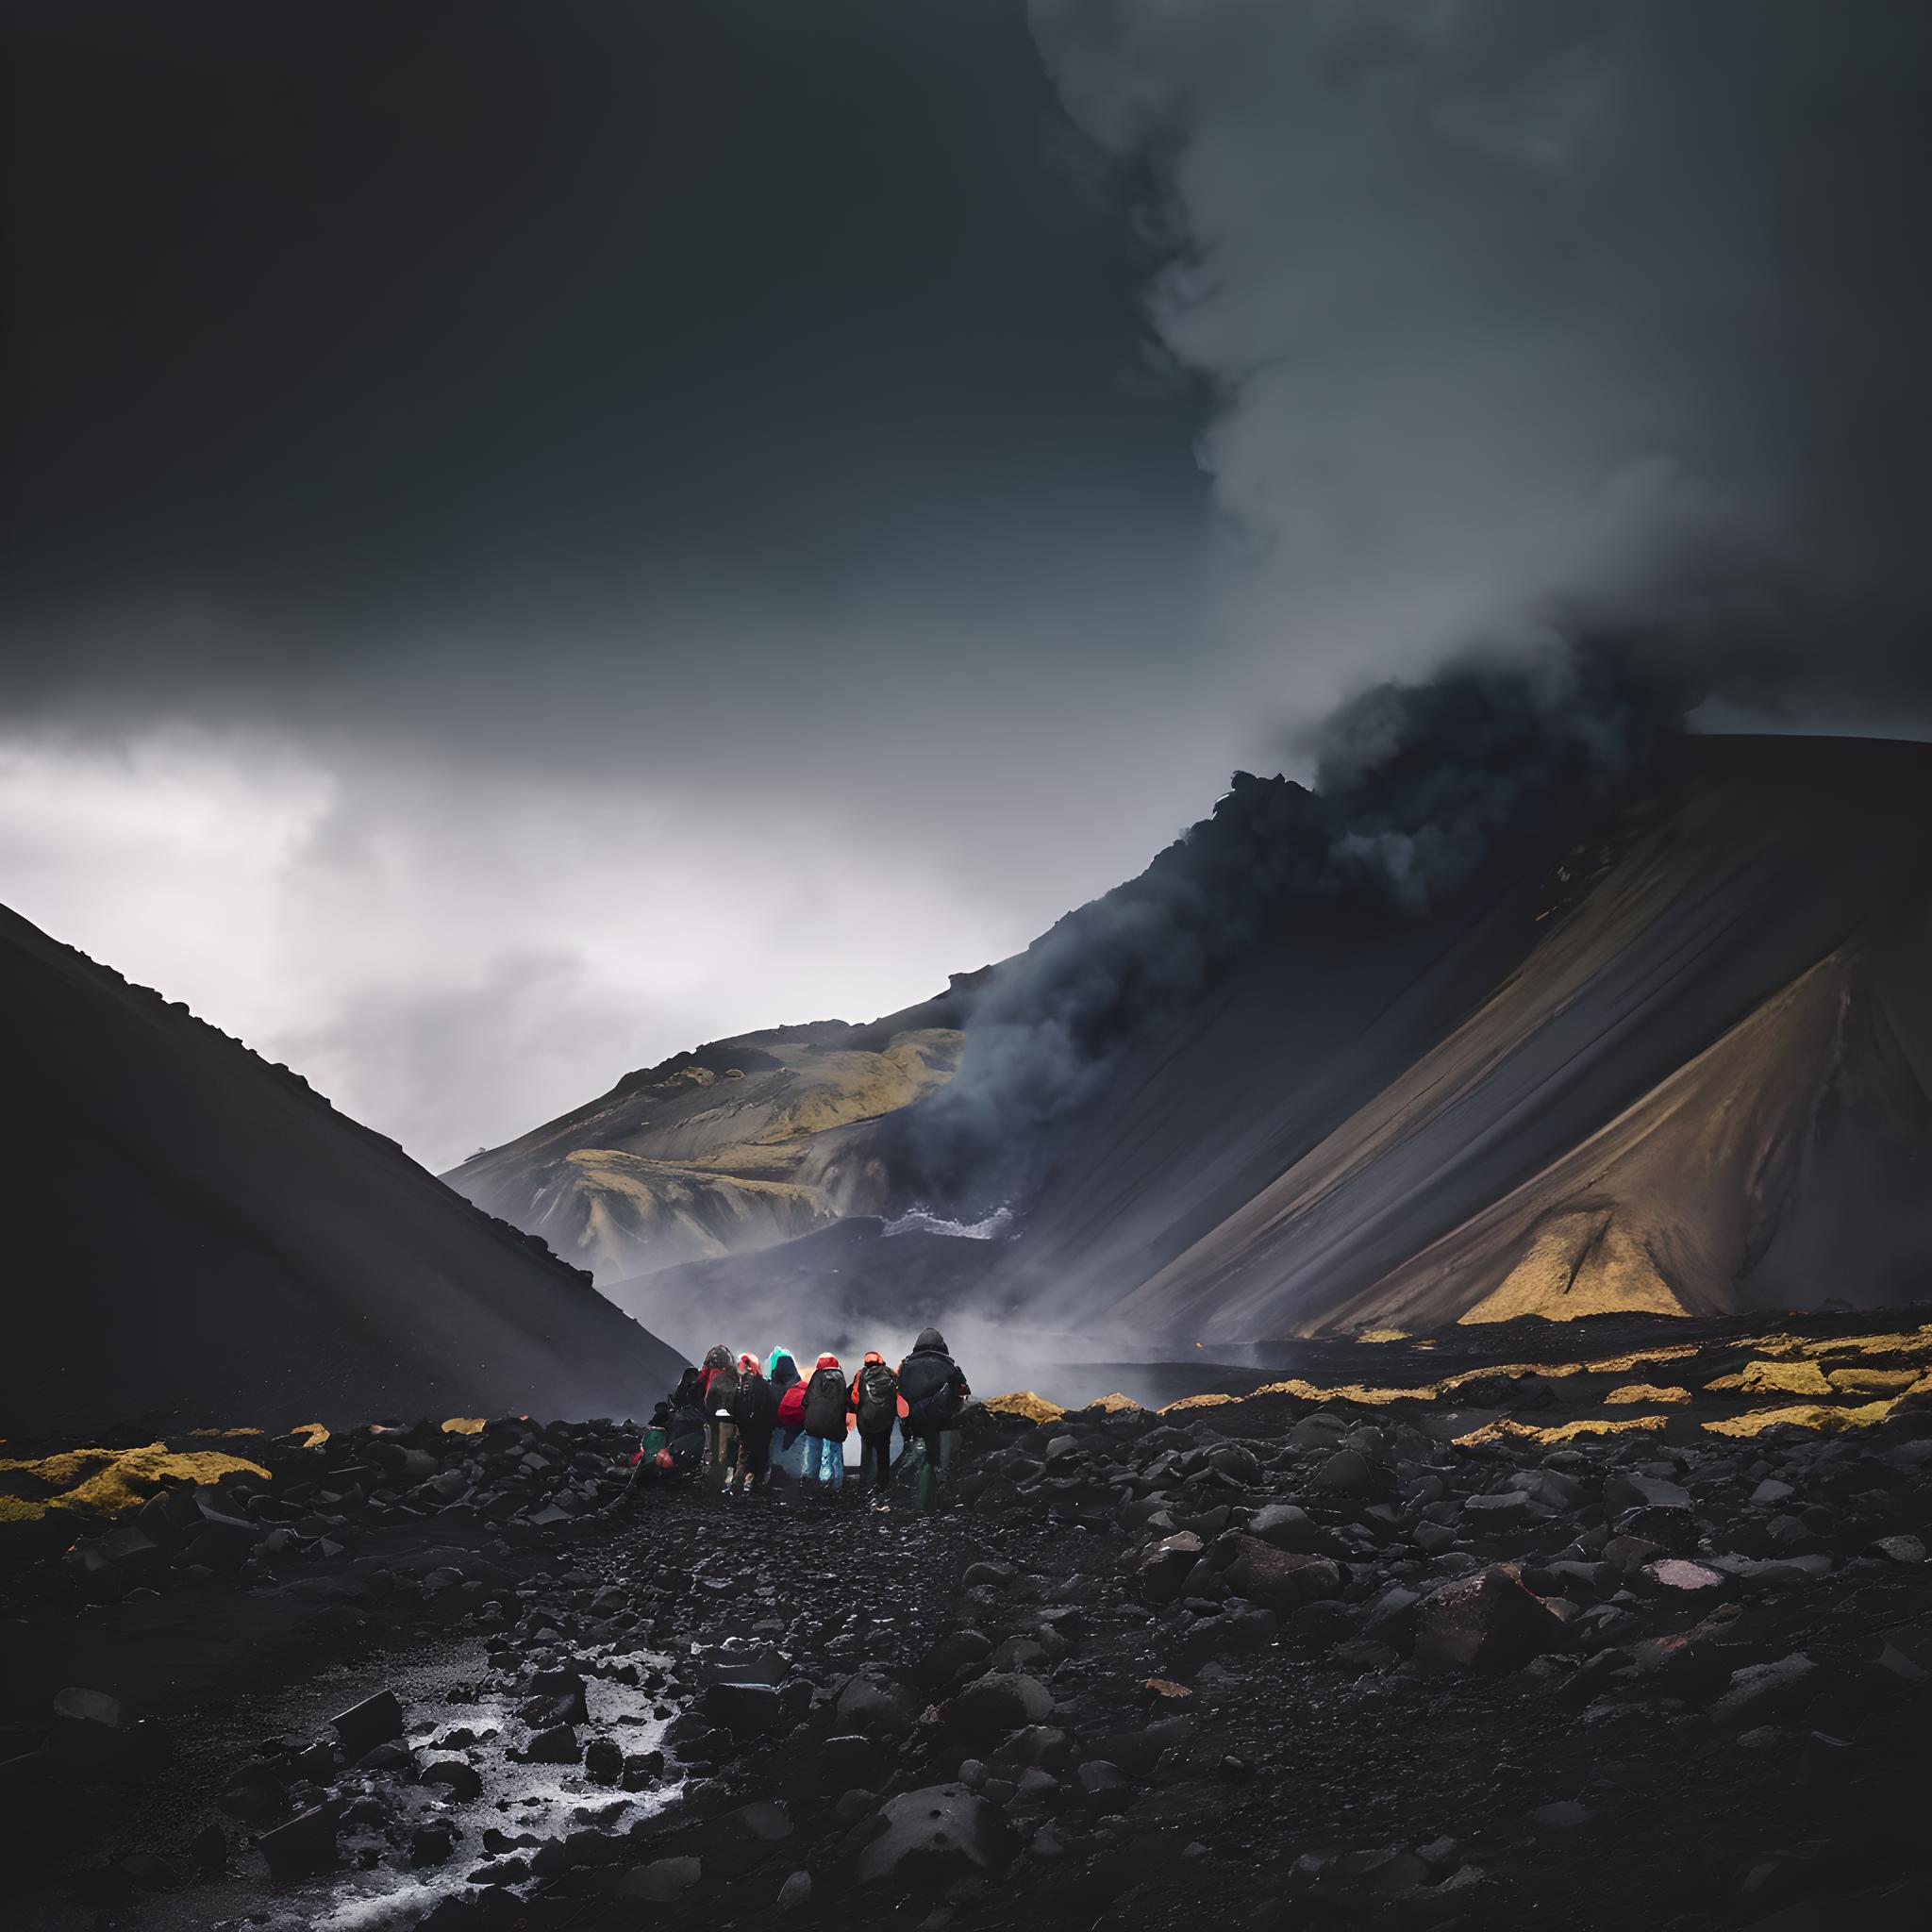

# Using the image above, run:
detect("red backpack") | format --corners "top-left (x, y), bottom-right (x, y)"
top-left (775, 1382), bottom-right (807, 1427)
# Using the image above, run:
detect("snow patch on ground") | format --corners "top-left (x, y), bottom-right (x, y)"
top-left (881, 1204), bottom-right (1014, 1241)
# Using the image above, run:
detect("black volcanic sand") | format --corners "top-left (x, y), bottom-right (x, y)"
top-left (6, 1341), bottom-right (1932, 1930)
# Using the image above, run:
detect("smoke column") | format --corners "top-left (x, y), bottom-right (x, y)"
top-left (1028, 0), bottom-right (1932, 721)
top-left (892, 3), bottom-right (1932, 1205)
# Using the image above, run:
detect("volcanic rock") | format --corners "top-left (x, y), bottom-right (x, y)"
top-left (331, 1689), bottom-right (404, 1758)
top-left (1412, 1565), bottom-right (1567, 1673)
top-left (854, 1784), bottom-right (1015, 1887)
top-left (941, 1672), bottom-right (1054, 1743)
top-left (258, 1801), bottom-right (341, 1878)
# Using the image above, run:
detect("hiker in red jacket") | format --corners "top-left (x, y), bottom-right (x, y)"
top-left (769, 1349), bottom-right (808, 1483)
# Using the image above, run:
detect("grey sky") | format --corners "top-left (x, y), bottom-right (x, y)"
top-left (4, 1), bottom-right (1929, 1169)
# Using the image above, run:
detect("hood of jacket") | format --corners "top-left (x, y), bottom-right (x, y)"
top-left (862, 1350), bottom-right (885, 1366)
top-left (770, 1354), bottom-right (800, 1391)
top-left (765, 1346), bottom-right (795, 1379)
top-left (912, 1328), bottom-right (948, 1355)
top-left (814, 1352), bottom-right (841, 1371)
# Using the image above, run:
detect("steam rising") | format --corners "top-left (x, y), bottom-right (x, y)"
top-left (898, 636), bottom-right (1679, 1206)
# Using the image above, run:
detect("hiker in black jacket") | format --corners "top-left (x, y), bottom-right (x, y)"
top-left (801, 1352), bottom-right (850, 1492)
top-left (849, 1350), bottom-right (900, 1502)
top-left (896, 1327), bottom-right (970, 1511)
top-left (730, 1353), bottom-right (777, 1494)
top-left (666, 1368), bottom-right (708, 1474)
top-left (698, 1343), bottom-right (741, 1491)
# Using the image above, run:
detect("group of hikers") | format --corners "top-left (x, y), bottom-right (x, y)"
top-left (636, 1327), bottom-right (972, 1513)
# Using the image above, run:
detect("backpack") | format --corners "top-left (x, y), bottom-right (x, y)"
top-left (803, 1367), bottom-right (850, 1439)
top-left (855, 1361), bottom-right (899, 1434)
top-left (897, 1347), bottom-right (960, 1428)
top-left (733, 1372), bottom-right (776, 1434)
top-left (705, 1363), bottom-right (741, 1416)
top-left (775, 1382), bottom-right (807, 1428)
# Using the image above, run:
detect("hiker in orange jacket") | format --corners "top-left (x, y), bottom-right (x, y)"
top-left (849, 1350), bottom-right (901, 1499)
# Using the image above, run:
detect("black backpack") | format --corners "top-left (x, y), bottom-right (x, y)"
top-left (898, 1348), bottom-right (960, 1428)
top-left (855, 1361), bottom-right (899, 1434)
top-left (705, 1363), bottom-right (741, 1415)
top-left (802, 1367), bottom-right (850, 1438)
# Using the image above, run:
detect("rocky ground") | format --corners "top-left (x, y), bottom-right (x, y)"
top-left (6, 1317), bottom-right (1932, 1930)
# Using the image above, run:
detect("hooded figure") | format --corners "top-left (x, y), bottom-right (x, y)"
top-left (850, 1349), bottom-right (901, 1497)
top-left (801, 1352), bottom-right (849, 1491)
top-left (896, 1327), bottom-right (971, 1511)
top-left (666, 1366), bottom-right (708, 1472)
top-left (768, 1350), bottom-right (808, 1483)
top-left (730, 1352), bottom-right (778, 1492)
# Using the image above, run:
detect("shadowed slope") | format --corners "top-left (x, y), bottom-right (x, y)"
top-left (1, 907), bottom-right (687, 1432)
top-left (1050, 738), bottom-right (1932, 1337)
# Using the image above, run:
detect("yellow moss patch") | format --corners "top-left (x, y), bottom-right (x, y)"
top-left (1356, 1329), bottom-right (1409, 1343)
top-left (1582, 1343), bottom-right (1700, 1374)
top-left (1826, 1368), bottom-right (1920, 1393)
top-left (288, 1423), bottom-right (330, 1447)
top-left (1604, 1383), bottom-right (1690, 1404)
top-left (1455, 1415), bottom-right (1670, 1446)
top-left (1458, 1214), bottom-right (1687, 1324)
top-left (1158, 1392), bottom-right (1237, 1413)
top-left (1794, 1326), bottom-right (1932, 1359)
top-left (441, 1417), bottom-right (487, 1435)
top-left (0, 1443), bottom-right (271, 1523)
top-left (1707, 1359), bottom-right (1836, 1397)
top-left (985, 1391), bottom-right (1065, 1424)
top-left (1083, 1392), bottom-right (1143, 1414)
top-left (1253, 1377), bottom-right (1417, 1407)
top-left (1702, 1398), bottom-right (1897, 1438)
top-left (189, 1426), bottom-right (264, 1438)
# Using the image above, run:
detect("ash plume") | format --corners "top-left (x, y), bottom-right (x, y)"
top-left (1025, 0), bottom-right (1932, 724)
top-left (899, 633), bottom-right (1683, 1207)
top-left (885, 0), bottom-right (1932, 1210)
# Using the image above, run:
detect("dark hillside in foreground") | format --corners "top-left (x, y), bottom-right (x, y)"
top-left (0, 906), bottom-right (686, 1432)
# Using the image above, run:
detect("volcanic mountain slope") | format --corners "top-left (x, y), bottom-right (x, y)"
top-left (0, 906), bottom-right (687, 1433)
top-left (995, 736), bottom-right (1932, 1340)
top-left (444, 993), bottom-right (974, 1281)
top-left (459, 734), bottom-right (1932, 1345)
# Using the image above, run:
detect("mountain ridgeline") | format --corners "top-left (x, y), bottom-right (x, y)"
top-left (453, 728), bottom-right (1932, 1347)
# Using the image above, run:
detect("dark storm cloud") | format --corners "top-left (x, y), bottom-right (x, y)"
top-left (0, 2), bottom-right (1234, 1164)
top-left (1030, 0), bottom-right (1932, 723)
top-left (2, 0), bottom-right (1202, 655)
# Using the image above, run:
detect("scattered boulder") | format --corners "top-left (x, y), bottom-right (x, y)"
top-left (331, 1689), bottom-right (404, 1759)
top-left (258, 1801), bottom-right (341, 1878)
top-left (941, 1672), bottom-right (1054, 1743)
top-left (1412, 1566), bottom-right (1567, 1673)
top-left (854, 1784), bottom-right (1016, 1886)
